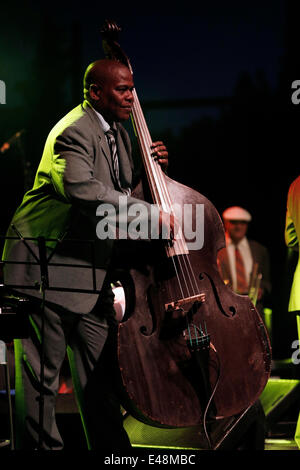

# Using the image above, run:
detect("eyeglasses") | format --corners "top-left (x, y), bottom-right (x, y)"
top-left (227, 220), bottom-right (248, 225)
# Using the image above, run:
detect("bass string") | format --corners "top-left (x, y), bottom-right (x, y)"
top-left (131, 93), bottom-right (167, 209)
top-left (132, 103), bottom-right (200, 300)
top-left (131, 95), bottom-right (198, 300)
top-left (131, 93), bottom-right (200, 302)
top-left (132, 95), bottom-right (200, 299)
top-left (131, 101), bottom-right (185, 300)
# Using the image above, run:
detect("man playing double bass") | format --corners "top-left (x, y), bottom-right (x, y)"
top-left (2, 59), bottom-right (173, 450)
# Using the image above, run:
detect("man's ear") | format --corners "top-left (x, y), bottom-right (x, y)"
top-left (89, 84), bottom-right (101, 101)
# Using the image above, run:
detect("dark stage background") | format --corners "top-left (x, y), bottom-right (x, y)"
top-left (0, 0), bottom-right (299, 358)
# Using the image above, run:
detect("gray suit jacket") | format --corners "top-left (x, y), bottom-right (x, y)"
top-left (2, 100), bottom-right (154, 314)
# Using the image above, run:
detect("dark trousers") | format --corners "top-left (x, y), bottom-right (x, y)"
top-left (14, 290), bottom-right (131, 450)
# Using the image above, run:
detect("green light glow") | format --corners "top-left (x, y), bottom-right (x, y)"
top-left (263, 307), bottom-right (272, 340)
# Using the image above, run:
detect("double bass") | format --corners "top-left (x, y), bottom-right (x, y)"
top-left (101, 21), bottom-right (271, 430)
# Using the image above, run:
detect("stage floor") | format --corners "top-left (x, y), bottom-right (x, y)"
top-left (0, 371), bottom-right (299, 451)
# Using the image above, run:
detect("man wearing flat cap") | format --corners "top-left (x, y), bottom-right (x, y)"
top-left (217, 206), bottom-right (271, 315)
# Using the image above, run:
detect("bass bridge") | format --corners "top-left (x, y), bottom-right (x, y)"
top-left (165, 293), bottom-right (205, 319)
top-left (160, 293), bottom-right (206, 340)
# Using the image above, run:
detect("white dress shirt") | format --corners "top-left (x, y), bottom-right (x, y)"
top-left (225, 234), bottom-right (253, 292)
top-left (91, 106), bottom-right (110, 133)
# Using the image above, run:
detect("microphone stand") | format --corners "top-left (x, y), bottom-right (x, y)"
top-left (0, 130), bottom-right (31, 192)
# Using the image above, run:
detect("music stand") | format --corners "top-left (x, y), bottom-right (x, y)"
top-left (1, 226), bottom-right (103, 450)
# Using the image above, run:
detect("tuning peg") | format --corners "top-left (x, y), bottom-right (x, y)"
top-left (100, 20), bottom-right (121, 39)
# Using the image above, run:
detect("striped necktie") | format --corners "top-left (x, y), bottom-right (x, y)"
top-left (106, 128), bottom-right (120, 185)
top-left (235, 246), bottom-right (248, 294)
top-left (105, 128), bottom-right (131, 195)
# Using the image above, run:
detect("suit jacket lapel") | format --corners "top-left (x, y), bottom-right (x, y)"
top-left (248, 240), bottom-right (256, 262)
top-left (82, 101), bottom-right (134, 189)
top-left (82, 101), bottom-right (117, 184)
top-left (99, 129), bottom-right (117, 185)
top-left (116, 127), bottom-right (133, 188)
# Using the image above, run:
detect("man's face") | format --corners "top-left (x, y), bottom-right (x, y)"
top-left (92, 66), bottom-right (134, 123)
top-left (224, 220), bottom-right (248, 244)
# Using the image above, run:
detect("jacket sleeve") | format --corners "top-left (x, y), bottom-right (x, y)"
top-left (285, 178), bottom-right (299, 251)
top-left (50, 124), bottom-right (159, 239)
top-left (285, 209), bottom-right (298, 249)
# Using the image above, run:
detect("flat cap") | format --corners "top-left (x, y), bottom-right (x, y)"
top-left (222, 206), bottom-right (252, 222)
